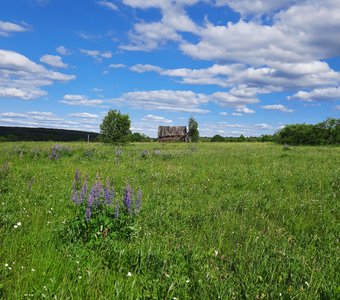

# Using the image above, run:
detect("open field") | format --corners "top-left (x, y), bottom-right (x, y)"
top-left (0, 142), bottom-right (339, 299)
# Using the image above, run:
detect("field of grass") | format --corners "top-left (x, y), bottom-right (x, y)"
top-left (0, 142), bottom-right (339, 299)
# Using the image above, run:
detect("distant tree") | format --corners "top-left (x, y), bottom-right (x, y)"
top-left (128, 132), bottom-right (150, 142)
top-left (238, 134), bottom-right (246, 142)
top-left (188, 117), bottom-right (199, 142)
top-left (275, 118), bottom-right (340, 145)
top-left (211, 134), bottom-right (225, 142)
top-left (100, 110), bottom-right (131, 144)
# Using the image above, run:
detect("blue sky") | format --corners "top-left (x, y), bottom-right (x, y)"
top-left (1, 0), bottom-right (340, 137)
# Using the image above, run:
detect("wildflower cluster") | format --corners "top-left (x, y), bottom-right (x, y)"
top-left (64, 169), bottom-right (142, 243)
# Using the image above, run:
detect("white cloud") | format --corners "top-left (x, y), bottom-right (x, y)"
top-left (199, 121), bottom-right (275, 137)
top-left (209, 86), bottom-right (260, 106)
top-left (0, 111), bottom-right (100, 132)
top-left (131, 60), bottom-right (340, 92)
top-left (80, 49), bottom-right (112, 60)
top-left (112, 88), bottom-right (259, 112)
top-left (220, 112), bottom-right (228, 116)
top-left (180, 1), bottom-right (340, 67)
top-left (235, 106), bottom-right (255, 114)
top-left (0, 49), bottom-right (75, 100)
top-left (40, 55), bottom-right (68, 68)
top-left (113, 90), bottom-right (210, 113)
top-left (130, 63), bottom-right (244, 87)
top-left (216, 0), bottom-right (299, 17)
top-left (0, 21), bottom-right (30, 37)
top-left (69, 112), bottom-right (99, 119)
top-left (262, 104), bottom-right (293, 112)
top-left (288, 87), bottom-right (340, 102)
top-left (97, 0), bottom-right (118, 11)
top-left (335, 105), bottom-right (340, 111)
top-left (60, 95), bottom-right (105, 107)
top-left (142, 114), bottom-right (172, 124)
top-left (254, 123), bottom-right (273, 130)
top-left (121, 0), bottom-right (199, 51)
top-left (109, 63), bottom-right (126, 69)
top-left (56, 46), bottom-right (71, 55)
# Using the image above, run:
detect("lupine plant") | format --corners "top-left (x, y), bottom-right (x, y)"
top-left (63, 169), bottom-right (142, 244)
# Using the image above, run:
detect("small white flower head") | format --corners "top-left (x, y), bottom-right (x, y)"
top-left (4, 263), bottom-right (9, 267)
top-left (8, 267), bottom-right (12, 270)
top-left (31, 268), bottom-right (36, 272)
top-left (17, 222), bottom-right (22, 226)
top-left (78, 276), bottom-right (82, 279)
top-left (186, 279), bottom-right (190, 283)
top-left (214, 249), bottom-right (218, 256)
top-left (305, 281), bottom-right (309, 287)
top-left (127, 272), bottom-right (132, 277)
top-left (165, 273), bottom-right (170, 278)
top-left (279, 292), bottom-right (282, 297)
top-left (13, 225), bottom-right (18, 229)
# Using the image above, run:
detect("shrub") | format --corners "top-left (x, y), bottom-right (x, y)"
top-left (61, 170), bottom-right (142, 244)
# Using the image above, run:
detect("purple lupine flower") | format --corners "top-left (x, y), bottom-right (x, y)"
top-left (114, 200), bottom-right (119, 219)
top-left (79, 175), bottom-right (88, 204)
top-left (85, 206), bottom-right (92, 222)
top-left (87, 191), bottom-right (94, 208)
top-left (92, 180), bottom-right (103, 208)
top-left (74, 168), bottom-right (81, 183)
top-left (104, 179), bottom-right (114, 205)
top-left (50, 145), bottom-right (59, 160)
top-left (123, 183), bottom-right (133, 215)
top-left (71, 181), bottom-right (79, 204)
top-left (135, 189), bottom-right (142, 214)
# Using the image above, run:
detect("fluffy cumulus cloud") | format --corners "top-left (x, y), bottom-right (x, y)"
top-left (56, 46), bottom-right (71, 55)
top-left (142, 114), bottom-right (172, 124)
top-left (215, 0), bottom-right (299, 17)
top-left (0, 49), bottom-right (75, 100)
top-left (288, 87), bottom-right (340, 102)
top-left (112, 88), bottom-right (261, 112)
top-left (80, 49), bottom-right (112, 60)
top-left (0, 111), bottom-right (100, 132)
top-left (130, 60), bottom-right (340, 93)
top-left (123, 0), bottom-right (340, 106)
top-left (60, 95), bottom-right (105, 106)
top-left (0, 20), bottom-right (30, 37)
top-left (199, 121), bottom-right (275, 137)
top-left (40, 55), bottom-right (68, 68)
top-left (113, 90), bottom-right (210, 113)
top-left (120, 0), bottom-right (199, 51)
top-left (262, 104), bottom-right (293, 112)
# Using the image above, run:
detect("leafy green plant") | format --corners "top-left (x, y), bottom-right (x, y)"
top-left (60, 170), bottom-right (142, 244)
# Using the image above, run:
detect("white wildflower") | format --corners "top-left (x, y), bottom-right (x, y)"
top-left (31, 268), bottom-right (35, 272)
top-left (127, 272), bottom-right (132, 277)
top-left (17, 222), bottom-right (22, 226)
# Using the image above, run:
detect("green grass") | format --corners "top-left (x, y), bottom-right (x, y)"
top-left (0, 142), bottom-right (339, 299)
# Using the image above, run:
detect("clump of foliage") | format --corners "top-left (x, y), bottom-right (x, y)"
top-left (128, 132), bottom-right (150, 142)
top-left (188, 117), bottom-right (199, 142)
top-left (211, 134), bottom-right (225, 142)
top-left (61, 169), bottom-right (142, 244)
top-left (275, 117), bottom-right (340, 145)
top-left (100, 110), bottom-right (131, 144)
top-left (50, 144), bottom-right (73, 160)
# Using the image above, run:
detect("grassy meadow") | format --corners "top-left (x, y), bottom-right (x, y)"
top-left (0, 142), bottom-right (339, 299)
